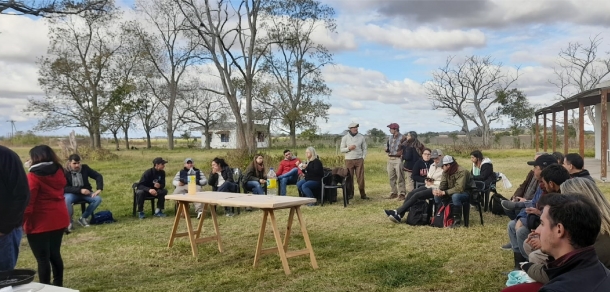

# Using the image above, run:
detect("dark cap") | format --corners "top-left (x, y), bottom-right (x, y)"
top-left (152, 157), bottom-right (168, 165)
top-left (387, 123), bottom-right (399, 129)
top-left (431, 149), bottom-right (443, 158)
top-left (527, 154), bottom-right (556, 168)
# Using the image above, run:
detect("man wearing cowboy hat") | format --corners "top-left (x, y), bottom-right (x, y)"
top-left (340, 122), bottom-right (369, 200)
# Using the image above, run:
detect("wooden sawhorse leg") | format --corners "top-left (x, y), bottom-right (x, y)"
top-left (167, 201), bottom-right (223, 257)
top-left (253, 206), bottom-right (318, 275)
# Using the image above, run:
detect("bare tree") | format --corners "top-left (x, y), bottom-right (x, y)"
top-left (0, 0), bottom-right (110, 17)
top-left (550, 34), bottom-right (610, 136)
top-left (27, 9), bottom-right (126, 148)
top-left (134, 90), bottom-right (164, 149)
top-left (259, 0), bottom-right (333, 147)
top-left (179, 81), bottom-right (229, 149)
top-left (426, 55), bottom-right (519, 146)
top-left (175, 0), bottom-right (278, 153)
top-left (132, 0), bottom-right (200, 150)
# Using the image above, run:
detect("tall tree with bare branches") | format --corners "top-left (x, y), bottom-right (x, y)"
top-left (179, 81), bottom-right (229, 149)
top-left (426, 55), bottom-right (519, 146)
top-left (550, 34), bottom-right (610, 137)
top-left (0, 0), bottom-right (110, 17)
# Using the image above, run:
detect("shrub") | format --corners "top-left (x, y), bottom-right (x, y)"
top-left (78, 146), bottom-right (119, 161)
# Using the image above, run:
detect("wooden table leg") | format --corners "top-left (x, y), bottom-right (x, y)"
top-left (283, 207), bottom-right (295, 252)
top-left (194, 203), bottom-right (206, 239)
top-left (209, 203), bottom-right (223, 252)
top-left (253, 209), bottom-right (269, 268)
top-left (168, 201), bottom-right (184, 248)
top-left (296, 206), bottom-right (318, 269)
top-left (269, 210), bottom-right (291, 275)
top-left (182, 202), bottom-right (198, 257)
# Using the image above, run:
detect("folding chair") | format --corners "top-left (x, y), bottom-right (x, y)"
top-left (465, 181), bottom-right (486, 227)
top-left (132, 182), bottom-right (156, 216)
top-left (320, 172), bottom-right (349, 207)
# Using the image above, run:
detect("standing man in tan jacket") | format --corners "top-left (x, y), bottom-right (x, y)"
top-left (341, 122), bottom-right (369, 200)
top-left (385, 123), bottom-right (406, 199)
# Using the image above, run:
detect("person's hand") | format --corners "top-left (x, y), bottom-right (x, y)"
top-left (154, 182), bottom-right (161, 189)
top-left (179, 181), bottom-right (185, 186)
top-left (259, 179), bottom-right (266, 184)
top-left (526, 232), bottom-right (541, 250)
top-left (149, 189), bottom-right (157, 196)
top-left (525, 207), bottom-right (541, 216)
top-left (348, 145), bottom-right (356, 151)
top-left (425, 180), bottom-right (433, 187)
top-left (516, 197), bottom-right (526, 202)
top-left (81, 189), bottom-right (91, 195)
top-left (92, 190), bottom-right (101, 197)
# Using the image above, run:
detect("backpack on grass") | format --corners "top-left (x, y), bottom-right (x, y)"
top-left (431, 201), bottom-right (454, 228)
top-left (406, 200), bottom-right (430, 226)
top-left (489, 193), bottom-right (509, 216)
top-left (90, 210), bottom-right (116, 225)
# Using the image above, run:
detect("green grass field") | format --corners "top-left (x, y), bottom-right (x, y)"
top-left (9, 146), bottom-right (610, 292)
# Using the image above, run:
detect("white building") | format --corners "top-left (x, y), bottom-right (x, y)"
top-left (192, 123), bottom-right (269, 149)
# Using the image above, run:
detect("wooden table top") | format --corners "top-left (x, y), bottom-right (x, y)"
top-left (166, 192), bottom-right (315, 209)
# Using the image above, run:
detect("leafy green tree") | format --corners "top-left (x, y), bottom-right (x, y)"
top-left (367, 128), bottom-right (386, 143)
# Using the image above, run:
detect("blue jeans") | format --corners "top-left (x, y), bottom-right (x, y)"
top-left (65, 193), bottom-right (103, 219)
top-left (217, 182), bottom-right (237, 193)
top-left (508, 219), bottom-right (531, 259)
top-left (297, 180), bottom-right (320, 198)
top-left (434, 192), bottom-right (470, 206)
top-left (0, 227), bottom-right (22, 271)
top-left (245, 181), bottom-right (265, 195)
top-left (278, 168), bottom-right (299, 196)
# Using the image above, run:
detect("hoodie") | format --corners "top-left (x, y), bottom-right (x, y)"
top-left (472, 158), bottom-right (494, 187)
top-left (0, 146), bottom-right (30, 234)
top-left (24, 162), bottom-right (70, 234)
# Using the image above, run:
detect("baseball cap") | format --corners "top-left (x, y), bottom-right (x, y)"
top-left (387, 123), bottom-right (399, 129)
top-left (152, 157), bottom-right (168, 165)
top-left (431, 149), bottom-right (443, 158)
top-left (526, 154), bottom-right (556, 168)
top-left (184, 158), bottom-right (194, 164)
top-left (442, 155), bottom-right (454, 165)
top-left (348, 122), bottom-right (359, 128)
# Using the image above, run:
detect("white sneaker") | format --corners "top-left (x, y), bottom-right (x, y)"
top-left (197, 212), bottom-right (203, 219)
top-left (78, 217), bottom-right (90, 227)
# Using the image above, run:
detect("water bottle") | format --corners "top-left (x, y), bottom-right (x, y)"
top-left (187, 168), bottom-right (196, 195)
top-left (267, 167), bottom-right (277, 196)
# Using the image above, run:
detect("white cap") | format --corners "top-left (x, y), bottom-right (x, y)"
top-left (442, 155), bottom-right (454, 165)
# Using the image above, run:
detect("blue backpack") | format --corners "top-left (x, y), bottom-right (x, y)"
top-left (89, 211), bottom-right (116, 225)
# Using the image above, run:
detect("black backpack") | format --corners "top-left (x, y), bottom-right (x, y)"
top-left (489, 193), bottom-right (509, 216)
top-left (406, 200), bottom-right (430, 226)
top-left (431, 201), bottom-right (455, 228)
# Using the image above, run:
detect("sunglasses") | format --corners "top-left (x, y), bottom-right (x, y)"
top-left (186, 161), bottom-right (193, 164)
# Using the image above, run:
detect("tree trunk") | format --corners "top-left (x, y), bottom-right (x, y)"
top-left (112, 132), bottom-right (119, 150)
top-left (88, 129), bottom-right (95, 148)
top-left (204, 127), bottom-right (211, 149)
top-left (166, 82), bottom-right (176, 150)
top-left (145, 131), bottom-right (152, 149)
top-left (123, 127), bottom-right (130, 149)
top-left (93, 125), bottom-right (102, 149)
top-left (290, 122), bottom-right (296, 148)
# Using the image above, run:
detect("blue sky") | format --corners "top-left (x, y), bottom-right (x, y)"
top-left (1, 0), bottom-right (609, 138)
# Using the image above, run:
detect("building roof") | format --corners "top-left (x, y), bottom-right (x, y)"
top-left (191, 123), bottom-right (267, 132)
top-left (535, 81), bottom-right (610, 115)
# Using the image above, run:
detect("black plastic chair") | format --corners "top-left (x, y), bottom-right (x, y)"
top-left (132, 182), bottom-right (156, 216)
top-left (467, 181), bottom-right (486, 227)
top-left (320, 172), bottom-right (349, 207)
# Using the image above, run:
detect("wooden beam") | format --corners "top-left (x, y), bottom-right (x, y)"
top-left (543, 113), bottom-right (548, 152)
top-left (535, 115), bottom-right (540, 153)
top-left (601, 90), bottom-right (608, 181)
top-left (564, 106), bottom-right (569, 155)
top-left (579, 100), bottom-right (585, 158)
top-left (553, 112), bottom-right (557, 152)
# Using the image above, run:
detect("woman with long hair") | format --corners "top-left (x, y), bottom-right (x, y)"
top-left (401, 131), bottom-right (425, 193)
top-left (297, 147), bottom-right (324, 205)
top-left (470, 150), bottom-right (494, 188)
top-left (24, 145), bottom-right (69, 286)
top-left (208, 157), bottom-right (238, 216)
top-left (243, 154), bottom-right (267, 195)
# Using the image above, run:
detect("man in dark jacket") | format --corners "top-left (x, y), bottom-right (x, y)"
top-left (136, 157), bottom-right (168, 219)
top-left (0, 146), bottom-right (30, 271)
top-left (562, 153), bottom-right (594, 181)
top-left (64, 154), bottom-right (103, 230)
top-left (528, 194), bottom-right (609, 291)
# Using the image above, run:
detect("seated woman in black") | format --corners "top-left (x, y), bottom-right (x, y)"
top-left (470, 150), bottom-right (494, 188)
top-left (296, 146), bottom-right (323, 206)
top-left (208, 157), bottom-right (238, 216)
top-left (411, 147), bottom-right (433, 190)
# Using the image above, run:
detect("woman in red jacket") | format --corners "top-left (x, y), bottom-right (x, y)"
top-left (24, 145), bottom-right (69, 287)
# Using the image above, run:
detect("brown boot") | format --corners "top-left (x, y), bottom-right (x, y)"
top-left (386, 193), bottom-right (398, 199)
top-left (397, 194), bottom-right (406, 201)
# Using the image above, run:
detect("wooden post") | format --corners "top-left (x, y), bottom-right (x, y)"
top-left (579, 100), bottom-right (585, 158)
top-left (601, 90), bottom-right (608, 181)
top-left (535, 115), bottom-right (540, 153)
top-left (553, 110), bottom-right (557, 152)
top-left (543, 113), bottom-right (548, 152)
top-left (564, 106), bottom-right (569, 155)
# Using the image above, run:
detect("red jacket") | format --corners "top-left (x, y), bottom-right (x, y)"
top-left (24, 163), bottom-right (70, 234)
top-left (276, 158), bottom-right (303, 176)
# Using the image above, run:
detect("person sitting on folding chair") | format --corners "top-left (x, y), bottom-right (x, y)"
top-left (172, 158), bottom-right (207, 219)
top-left (136, 157), bottom-right (168, 219)
top-left (433, 155), bottom-right (476, 228)
top-left (63, 154), bottom-right (103, 231)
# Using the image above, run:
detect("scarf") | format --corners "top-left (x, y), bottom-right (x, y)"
top-left (70, 167), bottom-right (84, 187)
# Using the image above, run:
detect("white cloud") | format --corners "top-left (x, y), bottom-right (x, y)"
top-left (0, 16), bottom-right (48, 64)
top-left (355, 25), bottom-right (486, 51)
top-left (328, 107), bottom-right (347, 115)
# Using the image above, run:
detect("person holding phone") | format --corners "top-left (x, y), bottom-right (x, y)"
top-left (136, 157), bottom-right (168, 219)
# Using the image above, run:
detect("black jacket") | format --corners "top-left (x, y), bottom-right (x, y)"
top-left (304, 158), bottom-right (324, 182)
top-left (208, 166), bottom-right (235, 190)
top-left (137, 168), bottom-right (166, 192)
top-left (64, 164), bottom-right (104, 194)
top-left (0, 146), bottom-right (30, 234)
top-left (401, 145), bottom-right (421, 171)
top-left (572, 169), bottom-right (594, 181)
top-left (472, 161), bottom-right (494, 188)
top-left (541, 246), bottom-right (610, 292)
top-left (411, 158), bottom-right (432, 184)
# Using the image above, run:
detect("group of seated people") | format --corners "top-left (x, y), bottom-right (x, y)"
top-left (384, 149), bottom-right (496, 227)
